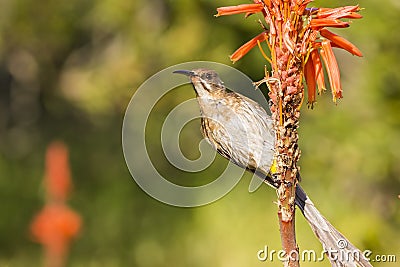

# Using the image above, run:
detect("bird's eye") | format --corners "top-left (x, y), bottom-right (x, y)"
top-left (205, 73), bottom-right (212, 80)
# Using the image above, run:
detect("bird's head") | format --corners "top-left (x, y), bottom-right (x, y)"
top-left (173, 68), bottom-right (225, 96)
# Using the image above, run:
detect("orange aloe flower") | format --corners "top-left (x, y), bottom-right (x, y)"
top-left (309, 19), bottom-right (350, 29)
top-left (320, 29), bottom-right (362, 57)
top-left (45, 142), bottom-right (72, 202)
top-left (216, 3), bottom-right (264, 17)
top-left (316, 5), bottom-right (362, 19)
top-left (310, 49), bottom-right (326, 94)
top-left (216, 0), bottom-right (363, 104)
top-left (320, 40), bottom-right (342, 102)
top-left (304, 57), bottom-right (316, 106)
top-left (31, 203), bottom-right (81, 267)
top-left (31, 141), bottom-right (82, 267)
top-left (230, 31), bottom-right (268, 63)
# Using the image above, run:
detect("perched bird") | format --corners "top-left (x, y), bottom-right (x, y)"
top-left (174, 68), bottom-right (371, 267)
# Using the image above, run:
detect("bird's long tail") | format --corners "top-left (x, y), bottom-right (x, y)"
top-left (295, 185), bottom-right (372, 267)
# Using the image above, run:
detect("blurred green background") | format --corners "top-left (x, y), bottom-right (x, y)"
top-left (0, 0), bottom-right (399, 266)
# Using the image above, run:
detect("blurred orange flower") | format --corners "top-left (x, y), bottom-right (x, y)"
top-left (31, 141), bottom-right (81, 267)
top-left (45, 141), bottom-right (71, 202)
top-left (31, 203), bottom-right (81, 250)
top-left (30, 203), bottom-right (81, 267)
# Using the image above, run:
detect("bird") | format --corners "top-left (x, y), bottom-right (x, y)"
top-left (174, 68), bottom-right (372, 267)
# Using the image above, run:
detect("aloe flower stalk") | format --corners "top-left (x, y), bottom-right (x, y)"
top-left (216, 1), bottom-right (363, 266)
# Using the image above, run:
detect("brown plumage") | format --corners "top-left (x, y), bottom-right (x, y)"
top-left (174, 68), bottom-right (372, 267)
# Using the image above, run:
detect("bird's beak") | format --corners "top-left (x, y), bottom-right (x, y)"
top-left (173, 70), bottom-right (195, 76)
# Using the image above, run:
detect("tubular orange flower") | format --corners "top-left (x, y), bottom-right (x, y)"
top-left (230, 31), bottom-right (268, 63)
top-left (310, 19), bottom-right (349, 29)
top-left (310, 49), bottom-right (326, 94)
top-left (320, 40), bottom-right (342, 102)
top-left (216, 3), bottom-right (263, 17)
top-left (304, 57), bottom-right (316, 107)
top-left (339, 12), bottom-right (363, 19)
top-left (316, 5), bottom-right (361, 19)
top-left (320, 29), bottom-right (363, 57)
